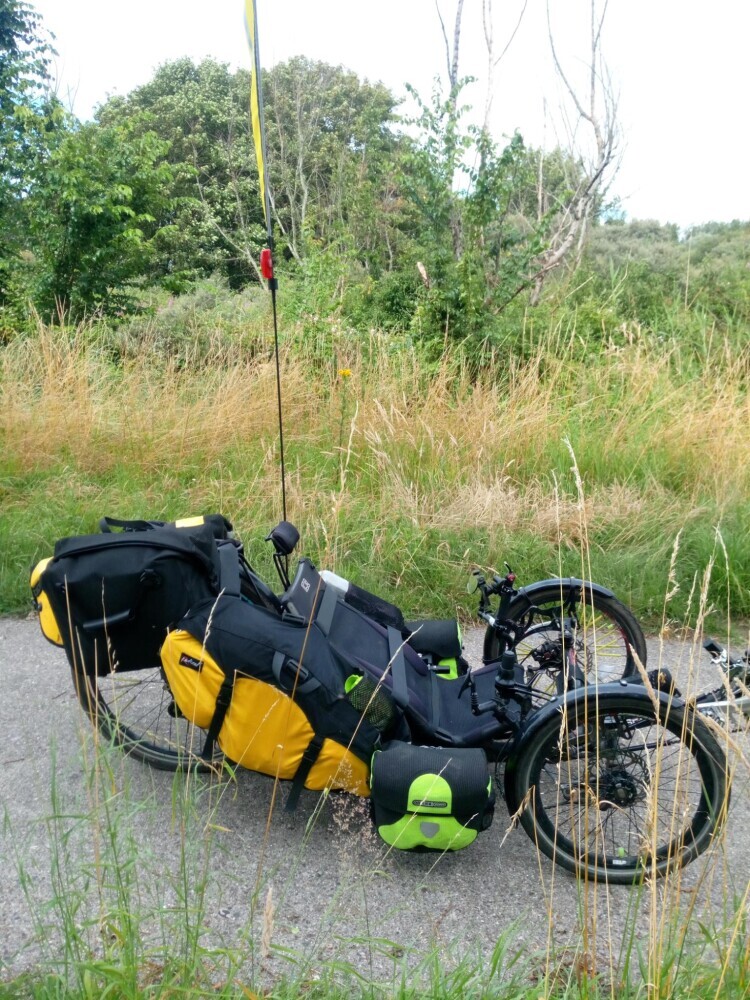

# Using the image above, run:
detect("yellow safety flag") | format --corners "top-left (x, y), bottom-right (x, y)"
top-left (244, 0), bottom-right (272, 238)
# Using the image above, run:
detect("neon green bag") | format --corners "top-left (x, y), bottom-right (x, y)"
top-left (370, 742), bottom-right (495, 851)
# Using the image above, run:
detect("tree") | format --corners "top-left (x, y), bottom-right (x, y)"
top-left (408, 0), bottom-right (620, 333)
top-left (97, 58), bottom-right (264, 288)
top-left (264, 57), bottom-right (401, 267)
top-left (399, 88), bottom-right (549, 341)
top-left (30, 120), bottom-right (176, 318)
top-left (526, 0), bottom-right (620, 302)
top-left (96, 58), bottom-right (403, 291)
top-left (0, 0), bottom-right (57, 201)
top-left (0, 0), bottom-right (63, 331)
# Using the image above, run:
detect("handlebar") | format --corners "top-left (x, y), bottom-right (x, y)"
top-left (471, 566), bottom-right (517, 627)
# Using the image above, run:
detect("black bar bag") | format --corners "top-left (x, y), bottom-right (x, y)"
top-left (41, 521), bottom-right (222, 675)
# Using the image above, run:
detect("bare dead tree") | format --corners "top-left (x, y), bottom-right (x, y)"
top-left (434, 1), bottom-right (467, 257)
top-left (429, 0), bottom-right (619, 311)
top-left (435, 0), bottom-right (465, 97)
top-left (527, 0), bottom-right (620, 303)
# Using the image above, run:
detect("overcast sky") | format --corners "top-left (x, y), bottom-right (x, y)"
top-left (31, 0), bottom-right (750, 229)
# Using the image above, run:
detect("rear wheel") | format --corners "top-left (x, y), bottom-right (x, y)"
top-left (508, 691), bottom-right (728, 883)
top-left (72, 664), bottom-right (217, 771)
top-left (70, 561), bottom-right (280, 771)
top-left (486, 586), bottom-right (646, 699)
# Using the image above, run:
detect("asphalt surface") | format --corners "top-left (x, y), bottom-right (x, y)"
top-left (1, 615), bottom-right (749, 987)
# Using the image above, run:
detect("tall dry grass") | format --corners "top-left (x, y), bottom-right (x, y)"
top-left (1, 317), bottom-right (749, 619)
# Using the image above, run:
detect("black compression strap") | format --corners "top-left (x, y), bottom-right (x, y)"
top-left (387, 626), bottom-right (409, 710)
top-left (315, 583), bottom-right (338, 636)
top-left (200, 674), bottom-right (235, 761)
top-left (218, 542), bottom-right (241, 597)
top-left (430, 669), bottom-right (441, 730)
top-left (284, 733), bottom-right (325, 812)
top-left (272, 651), bottom-right (321, 696)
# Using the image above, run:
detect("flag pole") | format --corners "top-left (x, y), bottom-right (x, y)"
top-left (245, 0), bottom-right (287, 522)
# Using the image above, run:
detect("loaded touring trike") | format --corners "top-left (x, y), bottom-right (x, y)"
top-left (31, 513), bottom-right (731, 884)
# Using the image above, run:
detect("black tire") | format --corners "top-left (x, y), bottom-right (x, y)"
top-left (72, 663), bottom-right (218, 772)
top-left (508, 691), bottom-right (729, 883)
top-left (486, 586), bottom-right (646, 697)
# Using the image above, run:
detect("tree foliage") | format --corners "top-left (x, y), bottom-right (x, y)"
top-left (394, 83), bottom-right (579, 344)
top-left (0, 0), bottom-right (64, 331)
top-left (31, 121), bottom-right (176, 317)
top-left (264, 57), bottom-right (401, 265)
top-left (568, 217), bottom-right (750, 346)
top-left (97, 58), bottom-right (263, 289)
top-left (0, 0), bottom-right (57, 201)
top-left (0, 1), bottom-right (746, 345)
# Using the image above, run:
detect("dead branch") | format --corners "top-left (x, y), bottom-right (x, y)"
top-left (528, 0), bottom-right (620, 302)
top-left (435, 0), bottom-right (465, 94)
top-left (481, 0), bottom-right (530, 132)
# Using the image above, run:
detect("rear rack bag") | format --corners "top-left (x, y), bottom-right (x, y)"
top-left (35, 520), bottom-right (223, 675)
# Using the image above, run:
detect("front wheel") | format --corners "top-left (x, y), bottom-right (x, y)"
top-left (507, 689), bottom-right (729, 883)
top-left (485, 585), bottom-right (647, 696)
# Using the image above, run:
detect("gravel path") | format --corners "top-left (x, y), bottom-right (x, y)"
top-left (1, 615), bottom-right (748, 985)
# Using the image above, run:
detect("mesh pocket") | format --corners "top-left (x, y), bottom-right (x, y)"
top-left (346, 675), bottom-right (397, 732)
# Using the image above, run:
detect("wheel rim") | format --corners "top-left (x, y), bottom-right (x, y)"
top-left (517, 601), bottom-right (633, 695)
top-left (76, 665), bottom-right (215, 768)
top-left (528, 707), bottom-right (719, 876)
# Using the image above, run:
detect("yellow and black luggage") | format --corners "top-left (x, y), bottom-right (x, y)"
top-left (161, 593), bottom-right (381, 803)
top-left (30, 517), bottom-right (228, 675)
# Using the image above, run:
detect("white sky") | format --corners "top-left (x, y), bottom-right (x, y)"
top-left (31, 0), bottom-right (750, 228)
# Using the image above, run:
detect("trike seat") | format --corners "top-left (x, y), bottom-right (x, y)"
top-left (278, 559), bottom-right (492, 745)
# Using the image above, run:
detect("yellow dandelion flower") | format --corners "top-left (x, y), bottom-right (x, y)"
top-left (338, 368), bottom-right (352, 378)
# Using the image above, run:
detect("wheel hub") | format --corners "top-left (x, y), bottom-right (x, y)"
top-left (598, 766), bottom-right (642, 809)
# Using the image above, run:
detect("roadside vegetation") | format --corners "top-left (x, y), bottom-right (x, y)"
top-left (1, 1), bottom-right (747, 625)
top-left (2, 284), bottom-right (749, 626)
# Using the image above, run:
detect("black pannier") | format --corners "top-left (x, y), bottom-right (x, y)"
top-left (41, 521), bottom-right (224, 675)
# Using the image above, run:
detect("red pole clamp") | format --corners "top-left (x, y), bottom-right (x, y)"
top-left (260, 248), bottom-right (274, 280)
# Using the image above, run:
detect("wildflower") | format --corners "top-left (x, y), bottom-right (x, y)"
top-left (338, 368), bottom-right (352, 378)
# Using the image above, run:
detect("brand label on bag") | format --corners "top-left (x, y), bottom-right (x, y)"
top-left (413, 799), bottom-right (448, 809)
top-left (179, 653), bottom-right (203, 671)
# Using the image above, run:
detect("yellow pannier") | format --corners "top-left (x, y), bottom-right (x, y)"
top-left (30, 557), bottom-right (64, 647)
top-left (161, 628), bottom-right (370, 797)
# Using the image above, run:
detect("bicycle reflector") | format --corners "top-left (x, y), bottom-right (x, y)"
top-left (260, 248), bottom-right (274, 280)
